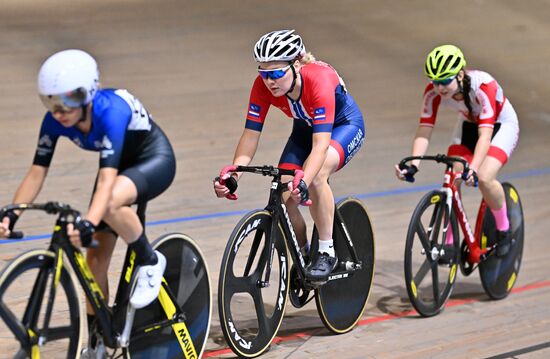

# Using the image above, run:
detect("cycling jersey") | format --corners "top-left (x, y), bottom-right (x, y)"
top-left (246, 61), bottom-right (364, 132)
top-left (33, 88), bottom-right (175, 202)
top-left (34, 89), bottom-right (158, 168)
top-left (420, 70), bottom-right (509, 128)
top-left (419, 70), bottom-right (519, 164)
top-left (245, 61), bottom-right (365, 169)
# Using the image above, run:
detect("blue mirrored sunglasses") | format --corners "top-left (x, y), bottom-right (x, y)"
top-left (258, 65), bottom-right (291, 80)
top-left (432, 75), bottom-right (456, 86)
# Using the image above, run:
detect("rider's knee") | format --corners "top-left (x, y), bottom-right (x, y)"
top-left (102, 198), bottom-right (124, 221)
top-left (309, 173), bottom-right (330, 191)
top-left (476, 170), bottom-right (496, 188)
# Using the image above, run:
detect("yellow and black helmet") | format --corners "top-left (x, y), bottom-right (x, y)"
top-left (424, 44), bottom-right (466, 81)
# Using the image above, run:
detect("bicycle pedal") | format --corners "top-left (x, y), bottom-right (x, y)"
top-left (81, 339), bottom-right (106, 359)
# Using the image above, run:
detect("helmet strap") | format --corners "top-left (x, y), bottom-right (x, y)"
top-left (285, 62), bottom-right (298, 97)
top-left (78, 104), bottom-right (89, 122)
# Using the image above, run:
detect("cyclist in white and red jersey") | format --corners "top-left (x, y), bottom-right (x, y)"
top-left (395, 44), bottom-right (519, 258)
top-left (214, 30), bottom-right (365, 282)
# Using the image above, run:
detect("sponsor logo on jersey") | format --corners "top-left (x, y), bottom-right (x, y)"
top-left (38, 134), bottom-right (53, 147)
top-left (99, 135), bottom-right (114, 158)
top-left (36, 135), bottom-right (54, 156)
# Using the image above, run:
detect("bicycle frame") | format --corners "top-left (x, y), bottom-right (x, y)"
top-left (222, 166), bottom-right (363, 289)
top-left (0, 202), bottom-right (185, 351)
top-left (442, 168), bottom-right (489, 264)
top-left (399, 154), bottom-right (490, 265)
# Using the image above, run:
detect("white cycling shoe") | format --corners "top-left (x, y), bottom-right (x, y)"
top-left (130, 251), bottom-right (167, 309)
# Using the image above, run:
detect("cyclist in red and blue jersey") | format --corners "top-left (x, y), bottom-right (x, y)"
top-left (0, 50), bottom-right (175, 318)
top-left (214, 30), bottom-right (365, 282)
top-left (395, 44), bottom-right (519, 258)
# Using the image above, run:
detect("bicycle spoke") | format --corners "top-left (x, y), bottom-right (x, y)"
top-left (250, 287), bottom-right (270, 335)
top-left (431, 261), bottom-right (440, 305)
top-left (0, 303), bottom-right (31, 346)
top-left (227, 273), bottom-right (259, 295)
top-left (413, 257), bottom-right (432, 285)
top-left (14, 348), bottom-right (28, 359)
top-left (44, 325), bottom-right (75, 341)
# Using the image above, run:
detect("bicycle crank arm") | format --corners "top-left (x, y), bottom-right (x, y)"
top-left (117, 305), bottom-right (136, 348)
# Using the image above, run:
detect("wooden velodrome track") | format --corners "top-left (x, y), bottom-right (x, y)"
top-left (1, 1), bottom-right (549, 358)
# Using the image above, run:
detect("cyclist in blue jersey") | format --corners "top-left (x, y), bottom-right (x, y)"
top-left (0, 50), bottom-right (176, 318)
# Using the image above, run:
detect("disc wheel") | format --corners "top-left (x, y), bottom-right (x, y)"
top-left (129, 233), bottom-right (212, 359)
top-left (479, 183), bottom-right (524, 299)
top-left (314, 198), bottom-right (375, 333)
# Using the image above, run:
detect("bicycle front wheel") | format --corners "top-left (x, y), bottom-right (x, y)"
top-left (218, 210), bottom-right (289, 358)
top-left (0, 249), bottom-right (84, 358)
top-left (129, 233), bottom-right (212, 359)
top-left (404, 190), bottom-right (459, 317)
top-left (315, 198), bottom-right (375, 334)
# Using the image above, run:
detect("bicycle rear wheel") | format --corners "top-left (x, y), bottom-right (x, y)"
top-left (218, 210), bottom-right (289, 358)
top-left (314, 198), bottom-right (375, 333)
top-left (0, 249), bottom-right (84, 358)
top-left (479, 182), bottom-right (524, 299)
top-left (404, 190), bottom-right (459, 317)
top-left (129, 233), bottom-right (212, 359)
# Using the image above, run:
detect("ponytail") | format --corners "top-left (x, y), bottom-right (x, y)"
top-left (461, 72), bottom-right (474, 121)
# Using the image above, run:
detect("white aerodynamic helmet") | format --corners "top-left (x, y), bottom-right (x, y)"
top-left (37, 49), bottom-right (99, 111)
top-left (253, 29), bottom-right (305, 63)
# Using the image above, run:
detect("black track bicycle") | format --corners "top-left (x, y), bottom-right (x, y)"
top-left (0, 201), bottom-right (212, 358)
top-left (217, 165), bottom-right (375, 357)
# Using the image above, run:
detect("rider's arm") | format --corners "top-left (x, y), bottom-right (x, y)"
top-left (303, 132), bottom-right (331, 185)
top-left (411, 83), bottom-right (441, 167)
top-left (231, 128), bottom-right (261, 180)
top-left (410, 125), bottom-right (433, 168)
top-left (0, 165), bottom-right (48, 237)
top-left (12, 165), bottom-right (49, 204)
top-left (86, 167), bottom-right (118, 226)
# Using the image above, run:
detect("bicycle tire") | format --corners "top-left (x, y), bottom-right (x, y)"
top-left (218, 210), bottom-right (289, 358)
top-left (0, 249), bottom-right (84, 358)
top-left (404, 190), bottom-right (459, 317)
top-left (129, 233), bottom-right (212, 359)
top-left (314, 197), bottom-right (375, 334)
top-left (479, 182), bottom-right (524, 299)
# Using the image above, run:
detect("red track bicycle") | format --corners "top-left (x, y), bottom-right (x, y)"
top-left (399, 154), bottom-right (524, 317)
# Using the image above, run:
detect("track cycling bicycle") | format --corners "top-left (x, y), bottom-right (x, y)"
top-left (398, 154), bottom-right (524, 317)
top-left (217, 165), bottom-right (375, 357)
top-left (0, 201), bottom-right (211, 358)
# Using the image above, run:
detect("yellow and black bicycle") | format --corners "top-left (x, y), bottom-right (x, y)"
top-left (0, 201), bottom-right (211, 358)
